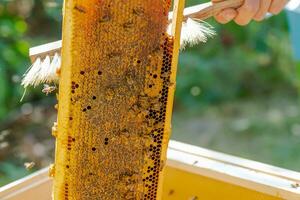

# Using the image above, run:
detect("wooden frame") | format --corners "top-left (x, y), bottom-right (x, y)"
top-left (165, 141), bottom-right (300, 199)
top-left (0, 168), bottom-right (51, 200)
top-left (1, 140), bottom-right (299, 200)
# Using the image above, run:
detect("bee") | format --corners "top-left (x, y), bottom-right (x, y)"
top-left (74, 5), bottom-right (86, 13)
top-left (152, 103), bottom-right (161, 111)
top-left (123, 21), bottom-right (134, 29)
top-left (137, 94), bottom-right (149, 109)
top-left (108, 51), bottom-right (121, 58)
top-left (291, 182), bottom-right (300, 188)
top-left (120, 129), bottom-right (130, 138)
top-left (125, 191), bottom-right (135, 200)
top-left (146, 118), bottom-right (156, 127)
top-left (168, 189), bottom-right (175, 195)
top-left (189, 196), bottom-right (199, 200)
top-left (48, 164), bottom-right (55, 178)
top-left (159, 160), bottom-right (165, 172)
top-left (55, 66), bottom-right (61, 77)
top-left (105, 88), bottom-right (115, 101)
top-left (24, 162), bottom-right (35, 170)
top-left (42, 84), bottom-right (56, 95)
top-left (133, 7), bottom-right (144, 16)
top-left (161, 71), bottom-right (171, 78)
top-left (99, 14), bottom-right (111, 23)
top-left (193, 160), bottom-right (198, 165)
top-left (52, 122), bottom-right (58, 137)
top-left (125, 71), bottom-right (136, 85)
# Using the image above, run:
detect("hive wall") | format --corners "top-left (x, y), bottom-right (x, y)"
top-left (54, 0), bottom-right (177, 199)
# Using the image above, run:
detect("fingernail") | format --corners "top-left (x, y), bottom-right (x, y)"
top-left (224, 13), bottom-right (233, 21)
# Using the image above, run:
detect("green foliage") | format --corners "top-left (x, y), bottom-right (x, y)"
top-left (172, 96), bottom-right (300, 171)
top-left (0, 1), bottom-right (61, 186)
top-left (175, 13), bottom-right (298, 110)
top-left (0, 162), bottom-right (32, 186)
top-left (0, 0), bottom-right (62, 120)
top-left (0, 4), bottom-right (29, 119)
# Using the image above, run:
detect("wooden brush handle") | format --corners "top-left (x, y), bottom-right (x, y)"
top-left (185, 0), bottom-right (244, 20)
top-left (169, 0), bottom-right (244, 22)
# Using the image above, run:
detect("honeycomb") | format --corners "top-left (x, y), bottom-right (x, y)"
top-left (53, 0), bottom-right (177, 199)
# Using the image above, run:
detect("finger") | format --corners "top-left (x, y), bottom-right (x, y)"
top-left (234, 0), bottom-right (260, 26)
top-left (269, 0), bottom-right (288, 15)
top-left (253, 0), bottom-right (272, 21)
top-left (214, 9), bottom-right (237, 24)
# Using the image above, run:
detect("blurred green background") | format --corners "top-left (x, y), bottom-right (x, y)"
top-left (0, 0), bottom-right (299, 186)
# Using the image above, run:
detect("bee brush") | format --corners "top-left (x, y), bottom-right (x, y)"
top-left (168, 0), bottom-right (243, 48)
top-left (21, 40), bottom-right (61, 88)
top-left (20, 40), bottom-right (61, 101)
top-left (21, 0), bottom-right (244, 93)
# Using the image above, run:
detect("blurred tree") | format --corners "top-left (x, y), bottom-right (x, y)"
top-left (175, 11), bottom-right (297, 110)
top-left (0, 1), bottom-right (29, 118)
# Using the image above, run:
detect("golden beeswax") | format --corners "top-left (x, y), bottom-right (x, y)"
top-left (53, 0), bottom-right (181, 199)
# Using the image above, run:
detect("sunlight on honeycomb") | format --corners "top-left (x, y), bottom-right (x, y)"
top-left (54, 0), bottom-right (174, 199)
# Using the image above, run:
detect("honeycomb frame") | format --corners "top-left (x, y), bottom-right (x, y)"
top-left (53, 0), bottom-right (183, 199)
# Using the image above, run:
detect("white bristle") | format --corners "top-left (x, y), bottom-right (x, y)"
top-left (48, 53), bottom-right (60, 83)
top-left (168, 18), bottom-right (216, 49)
top-left (21, 54), bottom-right (61, 101)
top-left (21, 54), bottom-right (60, 89)
top-left (38, 55), bottom-right (51, 85)
top-left (42, 53), bottom-right (60, 83)
top-left (21, 57), bottom-right (42, 88)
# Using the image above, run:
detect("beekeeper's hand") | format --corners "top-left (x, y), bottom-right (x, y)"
top-left (212, 0), bottom-right (288, 25)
